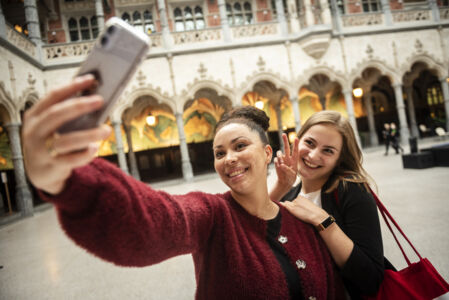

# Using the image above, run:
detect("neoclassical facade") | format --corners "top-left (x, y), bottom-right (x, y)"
top-left (0, 0), bottom-right (448, 218)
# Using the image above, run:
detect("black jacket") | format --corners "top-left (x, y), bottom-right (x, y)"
top-left (281, 180), bottom-right (385, 299)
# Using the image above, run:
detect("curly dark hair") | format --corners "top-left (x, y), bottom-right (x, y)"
top-left (215, 106), bottom-right (270, 145)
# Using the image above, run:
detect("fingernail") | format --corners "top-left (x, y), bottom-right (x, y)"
top-left (88, 143), bottom-right (99, 154)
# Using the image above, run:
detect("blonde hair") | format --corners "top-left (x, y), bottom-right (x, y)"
top-left (297, 110), bottom-right (374, 193)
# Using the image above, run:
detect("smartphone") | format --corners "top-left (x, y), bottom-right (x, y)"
top-left (57, 17), bottom-right (151, 133)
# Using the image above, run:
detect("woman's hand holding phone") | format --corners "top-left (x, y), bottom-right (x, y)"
top-left (22, 75), bottom-right (112, 195)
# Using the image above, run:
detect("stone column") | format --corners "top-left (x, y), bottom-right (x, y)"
top-left (218, 0), bottom-right (231, 42)
top-left (157, 0), bottom-right (173, 49)
top-left (0, 1), bottom-right (6, 39)
top-left (320, 0), bottom-right (332, 25)
top-left (175, 113), bottom-right (193, 181)
top-left (343, 90), bottom-right (361, 147)
top-left (5, 123), bottom-right (33, 217)
top-left (112, 121), bottom-right (129, 174)
top-left (429, 0), bottom-right (440, 23)
top-left (364, 92), bottom-right (379, 146)
top-left (380, 0), bottom-right (393, 26)
top-left (287, 0), bottom-right (301, 33)
top-left (330, 0), bottom-right (342, 33)
top-left (275, 0), bottom-right (288, 36)
top-left (24, 0), bottom-right (42, 45)
top-left (440, 78), bottom-right (449, 131)
top-left (304, 0), bottom-right (315, 26)
top-left (124, 124), bottom-right (141, 180)
top-left (275, 103), bottom-right (285, 151)
top-left (95, 0), bottom-right (105, 32)
top-left (405, 86), bottom-right (419, 138)
top-left (290, 97), bottom-right (301, 133)
top-left (393, 83), bottom-right (411, 146)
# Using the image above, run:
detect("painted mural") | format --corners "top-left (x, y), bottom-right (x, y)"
top-left (242, 92), bottom-right (295, 131)
top-left (0, 127), bottom-right (13, 170)
top-left (183, 98), bottom-right (225, 143)
top-left (97, 108), bottom-right (180, 156)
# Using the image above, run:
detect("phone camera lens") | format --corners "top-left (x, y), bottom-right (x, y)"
top-left (107, 25), bottom-right (116, 35)
top-left (100, 36), bottom-right (108, 47)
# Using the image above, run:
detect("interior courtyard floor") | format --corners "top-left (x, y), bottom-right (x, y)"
top-left (1, 138), bottom-right (449, 299)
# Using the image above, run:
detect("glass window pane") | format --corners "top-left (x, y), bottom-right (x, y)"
top-left (144, 10), bottom-right (152, 20)
top-left (363, 3), bottom-right (369, 11)
top-left (175, 21), bottom-right (185, 31)
top-left (196, 19), bottom-right (205, 29)
top-left (371, 2), bottom-right (378, 11)
top-left (81, 29), bottom-right (90, 40)
top-left (244, 2), bottom-right (252, 11)
top-left (245, 13), bottom-right (252, 24)
top-left (184, 7), bottom-right (193, 18)
top-left (80, 17), bottom-right (88, 27)
top-left (133, 11), bottom-right (141, 22)
top-left (234, 2), bottom-right (242, 12)
top-left (235, 15), bottom-right (243, 25)
top-left (69, 30), bottom-right (79, 41)
top-left (91, 16), bottom-right (97, 26)
top-left (174, 8), bottom-right (182, 17)
top-left (226, 3), bottom-right (232, 13)
top-left (122, 12), bottom-right (131, 22)
top-left (68, 18), bottom-right (77, 29)
top-left (92, 27), bottom-right (99, 38)
top-left (194, 6), bottom-right (203, 17)
top-left (185, 19), bottom-right (195, 30)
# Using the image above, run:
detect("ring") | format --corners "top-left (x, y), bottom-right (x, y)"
top-left (45, 134), bottom-right (58, 157)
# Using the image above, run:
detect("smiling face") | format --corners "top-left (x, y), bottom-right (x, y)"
top-left (297, 124), bottom-right (343, 192)
top-left (213, 123), bottom-right (272, 197)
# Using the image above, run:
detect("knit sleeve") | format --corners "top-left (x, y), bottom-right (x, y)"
top-left (38, 158), bottom-right (217, 267)
top-left (337, 183), bottom-right (385, 296)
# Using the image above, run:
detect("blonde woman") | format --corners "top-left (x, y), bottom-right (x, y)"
top-left (270, 111), bottom-right (389, 299)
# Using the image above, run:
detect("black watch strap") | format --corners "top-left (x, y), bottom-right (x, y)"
top-left (316, 215), bottom-right (336, 232)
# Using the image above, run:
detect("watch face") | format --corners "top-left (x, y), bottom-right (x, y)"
top-left (317, 215), bottom-right (335, 231)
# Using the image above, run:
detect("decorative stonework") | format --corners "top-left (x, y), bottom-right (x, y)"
top-left (27, 74), bottom-right (36, 88)
top-left (232, 23), bottom-right (278, 38)
top-left (149, 34), bottom-right (163, 48)
top-left (136, 70), bottom-right (147, 87)
top-left (44, 41), bottom-right (94, 61)
top-left (172, 28), bottom-right (221, 45)
top-left (198, 63), bottom-right (207, 79)
top-left (6, 26), bottom-right (36, 58)
top-left (441, 8), bottom-right (449, 20)
top-left (392, 10), bottom-right (430, 22)
top-left (257, 56), bottom-right (266, 72)
top-left (298, 33), bottom-right (331, 60)
top-left (415, 39), bottom-right (423, 53)
top-left (115, 0), bottom-right (154, 6)
top-left (59, 1), bottom-right (95, 12)
top-left (341, 13), bottom-right (383, 27)
top-left (366, 44), bottom-right (374, 59)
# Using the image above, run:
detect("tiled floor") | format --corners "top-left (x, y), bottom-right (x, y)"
top-left (1, 139), bottom-right (448, 299)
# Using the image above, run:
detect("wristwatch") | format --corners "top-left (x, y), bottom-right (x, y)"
top-left (316, 215), bottom-right (336, 232)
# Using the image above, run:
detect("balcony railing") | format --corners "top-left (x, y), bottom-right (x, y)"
top-left (6, 25), bottom-right (37, 59)
top-left (232, 22), bottom-right (278, 39)
top-left (341, 12), bottom-right (384, 27)
top-left (3, 6), bottom-right (449, 65)
top-left (392, 9), bottom-right (431, 22)
top-left (43, 40), bottom-right (94, 63)
top-left (172, 28), bottom-right (222, 45)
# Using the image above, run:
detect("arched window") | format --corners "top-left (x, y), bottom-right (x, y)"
top-left (68, 18), bottom-right (79, 41)
top-left (226, 1), bottom-right (253, 26)
top-left (121, 10), bottom-right (155, 34)
top-left (67, 16), bottom-right (99, 41)
top-left (173, 5), bottom-right (206, 31)
top-left (361, 0), bottom-right (380, 12)
top-left (271, 0), bottom-right (288, 19)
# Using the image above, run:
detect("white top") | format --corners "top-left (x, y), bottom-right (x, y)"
top-left (299, 189), bottom-right (322, 208)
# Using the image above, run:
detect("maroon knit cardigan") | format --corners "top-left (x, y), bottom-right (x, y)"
top-left (40, 158), bottom-right (345, 300)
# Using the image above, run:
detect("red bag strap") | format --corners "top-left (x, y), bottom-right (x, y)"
top-left (333, 188), bottom-right (422, 266)
top-left (368, 187), bottom-right (422, 265)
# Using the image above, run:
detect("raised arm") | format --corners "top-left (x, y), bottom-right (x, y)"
top-left (269, 133), bottom-right (300, 201)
